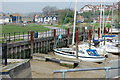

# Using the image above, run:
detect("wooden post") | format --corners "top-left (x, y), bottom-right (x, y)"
top-left (67, 28), bottom-right (70, 47)
top-left (88, 29), bottom-right (92, 49)
top-left (2, 43), bottom-right (7, 65)
top-left (104, 27), bottom-right (106, 45)
top-left (108, 27), bottom-right (110, 33)
top-left (54, 29), bottom-right (56, 48)
top-left (82, 27), bottom-right (85, 41)
top-left (76, 27), bottom-right (78, 59)
top-left (30, 31), bottom-right (34, 55)
top-left (98, 28), bottom-right (100, 39)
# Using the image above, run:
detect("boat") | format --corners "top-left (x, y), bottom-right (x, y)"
top-left (53, 0), bottom-right (106, 62)
top-left (53, 48), bottom-right (105, 62)
top-left (99, 42), bottom-right (120, 54)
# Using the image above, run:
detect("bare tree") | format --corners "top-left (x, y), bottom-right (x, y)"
top-left (42, 6), bottom-right (57, 16)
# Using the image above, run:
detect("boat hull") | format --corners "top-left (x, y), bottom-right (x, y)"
top-left (54, 49), bottom-right (105, 63)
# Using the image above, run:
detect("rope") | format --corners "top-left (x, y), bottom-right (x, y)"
top-left (55, 0), bottom-right (72, 48)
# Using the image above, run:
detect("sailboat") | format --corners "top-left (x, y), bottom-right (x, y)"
top-left (53, 0), bottom-right (106, 62)
top-left (96, 3), bottom-right (120, 54)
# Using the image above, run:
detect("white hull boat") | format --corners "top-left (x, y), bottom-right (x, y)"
top-left (54, 48), bottom-right (106, 62)
top-left (99, 44), bottom-right (120, 54)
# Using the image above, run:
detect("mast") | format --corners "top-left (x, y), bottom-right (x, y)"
top-left (111, 3), bottom-right (114, 35)
top-left (99, 2), bottom-right (103, 39)
top-left (72, 0), bottom-right (77, 45)
top-left (102, 2), bottom-right (105, 39)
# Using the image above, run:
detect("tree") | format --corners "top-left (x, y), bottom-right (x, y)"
top-left (57, 9), bottom-right (74, 24)
top-left (42, 6), bottom-right (57, 16)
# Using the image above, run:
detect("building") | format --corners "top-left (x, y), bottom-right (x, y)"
top-left (97, 16), bottom-right (112, 23)
top-left (34, 15), bottom-right (58, 24)
top-left (0, 16), bottom-right (12, 24)
top-left (80, 3), bottom-right (118, 13)
top-left (10, 13), bottom-right (22, 23)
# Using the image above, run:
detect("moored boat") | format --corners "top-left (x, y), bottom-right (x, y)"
top-left (53, 48), bottom-right (106, 62)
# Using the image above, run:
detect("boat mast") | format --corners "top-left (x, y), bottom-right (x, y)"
top-left (102, 2), bottom-right (105, 38)
top-left (111, 3), bottom-right (114, 35)
top-left (72, 0), bottom-right (77, 45)
top-left (99, 1), bottom-right (103, 40)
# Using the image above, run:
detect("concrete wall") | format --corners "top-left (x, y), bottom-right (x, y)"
top-left (2, 59), bottom-right (32, 78)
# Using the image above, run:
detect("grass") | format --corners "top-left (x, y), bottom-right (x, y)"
top-left (1, 24), bottom-right (50, 33)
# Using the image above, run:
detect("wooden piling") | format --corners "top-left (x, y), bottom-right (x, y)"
top-left (76, 27), bottom-right (78, 59)
top-left (104, 27), bottom-right (106, 45)
top-left (98, 28), bottom-right (100, 39)
top-left (54, 29), bottom-right (56, 48)
top-left (88, 29), bottom-right (92, 49)
top-left (67, 28), bottom-right (70, 46)
top-left (82, 27), bottom-right (85, 41)
top-left (30, 31), bottom-right (34, 55)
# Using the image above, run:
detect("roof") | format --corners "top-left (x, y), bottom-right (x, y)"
top-left (0, 16), bottom-right (11, 19)
top-left (11, 13), bottom-right (21, 16)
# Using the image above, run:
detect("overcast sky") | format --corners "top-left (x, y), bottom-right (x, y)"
top-left (1, 0), bottom-right (119, 14)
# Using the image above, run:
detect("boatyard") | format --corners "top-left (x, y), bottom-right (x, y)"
top-left (1, 0), bottom-right (120, 79)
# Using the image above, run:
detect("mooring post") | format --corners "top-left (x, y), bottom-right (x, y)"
top-left (104, 27), bottom-right (106, 45)
top-left (108, 27), bottom-right (110, 34)
top-left (88, 29), bottom-right (92, 49)
top-left (54, 29), bottom-right (56, 48)
top-left (2, 43), bottom-right (7, 65)
top-left (67, 28), bottom-right (70, 46)
top-left (30, 31), bottom-right (34, 55)
top-left (98, 28), bottom-right (100, 39)
top-left (76, 27), bottom-right (78, 59)
top-left (82, 27), bottom-right (85, 42)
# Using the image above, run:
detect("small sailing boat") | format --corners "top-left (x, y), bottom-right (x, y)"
top-left (54, 48), bottom-right (105, 62)
top-left (53, 0), bottom-right (106, 62)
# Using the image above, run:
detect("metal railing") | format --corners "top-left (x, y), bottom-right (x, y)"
top-left (53, 66), bottom-right (120, 80)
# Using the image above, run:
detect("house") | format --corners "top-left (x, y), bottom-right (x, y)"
top-left (0, 16), bottom-right (12, 24)
top-left (34, 15), bottom-right (58, 24)
top-left (97, 16), bottom-right (112, 23)
top-left (21, 16), bottom-right (34, 23)
top-left (80, 3), bottom-right (118, 13)
top-left (10, 13), bottom-right (22, 23)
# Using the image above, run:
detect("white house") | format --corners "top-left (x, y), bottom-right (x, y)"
top-left (0, 16), bottom-right (12, 24)
top-left (34, 16), bottom-right (58, 24)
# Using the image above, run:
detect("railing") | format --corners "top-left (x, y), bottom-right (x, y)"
top-left (0, 28), bottom-right (68, 43)
top-left (1, 27), bottom-right (88, 65)
top-left (53, 67), bottom-right (120, 80)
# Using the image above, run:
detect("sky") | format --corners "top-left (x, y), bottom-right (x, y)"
top-left (1, 0), bottom-right (119, 14)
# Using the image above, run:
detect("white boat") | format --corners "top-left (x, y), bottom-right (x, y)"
top-left (99, 44), bottom-right (120, 54)
top-left (53, 0), bottom-right (106, 63)
top-left (78, 43), bottom-right (107, 56)
top-left (53, 48), bottom-right (106, 62)
top-left (109, 27), bottom-right (120, 34)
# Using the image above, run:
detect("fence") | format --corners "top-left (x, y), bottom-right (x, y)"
top-left (53, 67), bottom-right (120, 79)
top-left (2, 27), bottom-right (89, 65)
